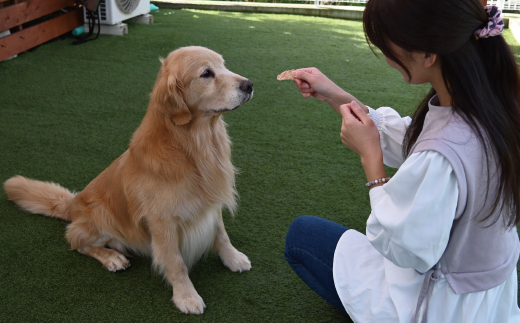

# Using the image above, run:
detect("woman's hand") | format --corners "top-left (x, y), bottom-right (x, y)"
top-left (292, 68), bottom-right (368, 115)
top-left (340, 101), bottom-right (387, 185)
top-left (292, 68), bottom-right (340, 101)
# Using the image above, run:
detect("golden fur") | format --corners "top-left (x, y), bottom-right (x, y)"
top-left (3, 46), bottom-right (253, 315)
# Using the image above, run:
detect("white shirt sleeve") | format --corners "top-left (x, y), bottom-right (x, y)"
top-left (366, 150), bottom-right (458, 273)
top-left (368, 106), bottom-right (412, 168)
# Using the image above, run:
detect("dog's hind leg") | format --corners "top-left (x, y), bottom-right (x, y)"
top-left (78, 245), bottom-right (130, 272)
top-left (66, 220), bottom-right (130, 272)
top-left (213, 209), bottom-right (251, 273)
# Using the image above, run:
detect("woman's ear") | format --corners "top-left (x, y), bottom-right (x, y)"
top-left (423, 52), bottom-right (438, 68)
top-left (166, 74), bottom-right (192, 126)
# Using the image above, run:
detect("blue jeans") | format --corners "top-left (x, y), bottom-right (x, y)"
top-left (284, 215), bottom-right (349, 313)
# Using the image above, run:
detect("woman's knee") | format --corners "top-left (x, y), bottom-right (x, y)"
top-left (287, 215), bottom-right (347, 240)
top-left (286, 216), bottom-right (311, 259)
top-left (285, 215), bottom-right (348, 260)
top-left (285, 215), bottom-right (319, 248)
top-left (287, 215), bottom-right (316, 236)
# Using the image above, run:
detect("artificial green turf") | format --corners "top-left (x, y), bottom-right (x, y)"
top-left (1, 8), bottom-right (520, 322)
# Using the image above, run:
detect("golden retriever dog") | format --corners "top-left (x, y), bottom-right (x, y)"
top-left (3, 46), bottom-right (253, 315)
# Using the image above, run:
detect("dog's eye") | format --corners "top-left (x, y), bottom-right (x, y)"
top-left (200, 69), bottom-right (215, 78)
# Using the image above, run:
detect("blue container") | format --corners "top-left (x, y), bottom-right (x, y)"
top-left (72, 26), bottom-right (85, 36)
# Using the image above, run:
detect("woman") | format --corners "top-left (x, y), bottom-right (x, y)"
top-left (284, 1), bottom-right (520, 322)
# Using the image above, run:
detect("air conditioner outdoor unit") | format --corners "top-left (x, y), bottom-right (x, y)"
top-left (84, 0), bottom-right (151, 25)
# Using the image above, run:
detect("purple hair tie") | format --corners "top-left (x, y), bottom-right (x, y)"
top-left (475, 5), bottom-right (504, 38)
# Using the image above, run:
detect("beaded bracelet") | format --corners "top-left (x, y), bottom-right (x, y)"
top-left (365, 177), bottom-right (390, 188)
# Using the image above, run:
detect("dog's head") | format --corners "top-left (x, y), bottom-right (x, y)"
top-left (154, 46), bottom-right (253, 125)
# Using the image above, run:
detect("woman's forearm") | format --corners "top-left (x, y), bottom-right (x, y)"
top-left (325, 89), bottom-right (368, 115)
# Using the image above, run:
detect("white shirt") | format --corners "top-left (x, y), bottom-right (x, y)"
top-left (332, 106), bottom-right (520, 323)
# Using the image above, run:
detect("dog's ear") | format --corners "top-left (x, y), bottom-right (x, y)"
top-left (166, 73), bottom-right (192, 126)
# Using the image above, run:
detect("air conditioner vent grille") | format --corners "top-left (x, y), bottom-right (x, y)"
top-left (99, 0), bottom-right (107, 22)
top-left (116, 0), bottom-right (141, 14)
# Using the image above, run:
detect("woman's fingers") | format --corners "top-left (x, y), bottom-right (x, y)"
top-left (293, 78), bottom-right (311, 91)
top-left (339, 102), bottom-right (381, 158)
top-left (340, 103), bottom-right (359, 123)
top-left (292, 73), bottom-right (315, 99)
top-left (339, 104), bottom-right (350, 119)
top-left (349, 101), bottom-right (370, 122)
top-left (340, 101), bottom-right (369, 124)
top-left (292, 68), bottom-right (318, 80)
top-left (291, 67), bottom-right (339, 103)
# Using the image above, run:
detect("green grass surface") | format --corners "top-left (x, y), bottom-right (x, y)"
top-left (1, 8), bottom-right (519, 322)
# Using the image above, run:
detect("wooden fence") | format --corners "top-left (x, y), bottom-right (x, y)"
top-left (0, 0), bottom-right (83, 62)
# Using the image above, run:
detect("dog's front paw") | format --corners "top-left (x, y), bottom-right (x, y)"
top-left (173, 290), bottom-right (206, 315)
top-left (221, 248), bottom-right (251, 273)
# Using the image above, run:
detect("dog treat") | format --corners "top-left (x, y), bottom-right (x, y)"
top-left (277, 69), bottom-right (295, 81)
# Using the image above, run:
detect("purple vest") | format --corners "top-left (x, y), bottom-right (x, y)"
top-left (410, 96), bottom-right (519, 322)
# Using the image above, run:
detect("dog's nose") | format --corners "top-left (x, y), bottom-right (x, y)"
top-left (240, 80), bottom-right (253, 94)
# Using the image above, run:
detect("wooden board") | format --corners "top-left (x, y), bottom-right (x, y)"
top-left (0, 0), bottom-right (78, 32)
top-left (0, 7), bottom-right (83, 61)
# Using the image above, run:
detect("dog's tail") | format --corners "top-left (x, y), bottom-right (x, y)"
top-left (3, 175), bottom-right (75, 221)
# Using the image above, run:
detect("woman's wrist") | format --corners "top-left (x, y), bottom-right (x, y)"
top-left (325, 87), bottom-right (352, 112)
top-left (360, 153), bottom-right (387, 188)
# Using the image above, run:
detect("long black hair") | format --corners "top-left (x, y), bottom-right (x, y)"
top-left (363, 0), bottom-right (520, 227)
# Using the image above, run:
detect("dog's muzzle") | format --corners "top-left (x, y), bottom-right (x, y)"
top-left (211, 80), bottom-right (254, 113)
